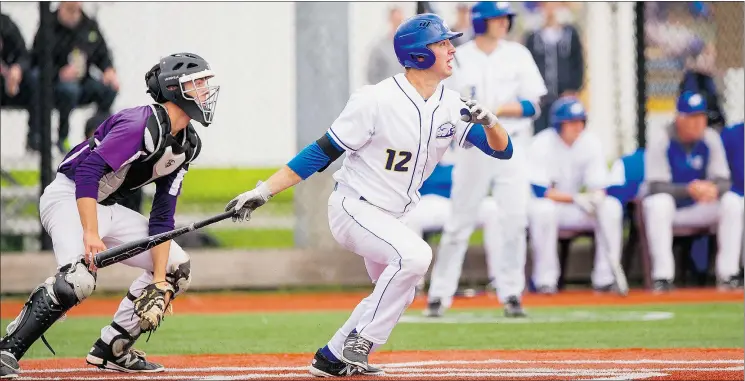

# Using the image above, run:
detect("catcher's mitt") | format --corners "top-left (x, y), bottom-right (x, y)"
top-left (133, 282), bottom-right (174, 333)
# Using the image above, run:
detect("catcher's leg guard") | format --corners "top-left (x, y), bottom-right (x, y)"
top-left (86, 322), bottom-right (164, 373)
top-left (0, 261), bottom-right (95, 360)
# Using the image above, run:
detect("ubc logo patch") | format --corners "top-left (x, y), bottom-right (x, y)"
top-left (687, 154), bottom-right (703, 170)
top-left (436, 122), bottom-right (456, 138)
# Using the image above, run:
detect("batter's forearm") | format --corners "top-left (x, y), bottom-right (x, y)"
top-left (77, 197), bottom-right (100, 235)
top-left (150, 241), bottom-right (170, 283)
top-left (484, 123), bottom-right (510, 152)
top-left (265, 165), bottom-right (303, 196)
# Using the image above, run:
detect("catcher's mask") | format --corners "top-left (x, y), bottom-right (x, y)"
top-left (146, 53), bottom-right (220, 127)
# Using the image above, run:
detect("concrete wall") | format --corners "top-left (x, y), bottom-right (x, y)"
top-left (1, 242), bottom-right (648, 295)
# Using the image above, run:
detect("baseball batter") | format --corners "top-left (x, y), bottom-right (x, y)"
top-left (224, 13), bottom-right (513, 377)
top-left (426, 1), bottom-right (547, 318)
top-left (643, 92), bottom-right (737, 292)
top-left (0, 53), bottom-right (218, 378)
top-left (528, 97), bottom-right (624, 294)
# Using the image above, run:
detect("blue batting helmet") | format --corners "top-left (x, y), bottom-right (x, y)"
top-left (550, 97), bottom-right (587, 130)
top-left (394, 13), bottom-right (463, 70)
top-left (472, 2), bottom-right (516, 35)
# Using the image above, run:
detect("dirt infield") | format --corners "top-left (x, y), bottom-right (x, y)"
top-left (2, 287), bottom-right (742, 318)
top-left (15, 348), bottom-right (744, 380)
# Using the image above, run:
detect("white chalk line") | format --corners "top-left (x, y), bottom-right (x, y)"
top-left (14, 372), bottom-right (673, 381)
top-left (22, 358), bottom-right (744, 374)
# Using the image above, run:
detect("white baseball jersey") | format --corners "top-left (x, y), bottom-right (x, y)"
top-left (448, 40), bottom-right (547, 135)
top-left (327, 73), bottom-right (476, 215)
top-left (529, 128), bottom-right (610, 194)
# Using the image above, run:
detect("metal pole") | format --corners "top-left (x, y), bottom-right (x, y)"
top-left (294, 2), bottom-right (349, 250)
top-left (634, 2), bottom-right (647, 148)
top-left (38, 1), bottom-right (54, 250)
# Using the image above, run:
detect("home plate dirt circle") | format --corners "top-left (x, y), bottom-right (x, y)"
top-left (16, 349), bottom-right (744, 380)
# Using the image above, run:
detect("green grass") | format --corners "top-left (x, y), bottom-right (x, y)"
top-left (208, 228), bottom-right (295, 249)
top-left (4, 301), bottom-right (742, 359)
top-left (1, 168), bottom-right (294, 205)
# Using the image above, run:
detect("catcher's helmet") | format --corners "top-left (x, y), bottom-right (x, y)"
top-left (393, 13), bottom-right (462, 70)
top-left (549, 97), bottom-right (587, 131)
top-left (146, 53), bottom-right (220, 127)
top-left (472, 2), bottom-right (516, 35)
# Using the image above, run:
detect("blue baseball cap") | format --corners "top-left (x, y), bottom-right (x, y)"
top-left (677, 91), bottom-right (707, 115)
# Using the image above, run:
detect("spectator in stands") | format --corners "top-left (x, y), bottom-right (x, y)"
top-left (1, 12), bottom-right (41, 152)
top-left (524, 2), bottom-right (584, 134)
top-left (30, 1), bottom-right (119, 154)
top-left (679, 41), bottom-right (726, 131)
top-left (451, 3), bottom-right (473, 47)
top-left (84, 112), bottom-right (142, 214)
top-left (366, 6), bottom-right (404, 85)
top-left (642, 91), bottom-right (740, 292)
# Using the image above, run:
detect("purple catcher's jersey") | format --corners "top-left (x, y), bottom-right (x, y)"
top-left (58, 106), bottom-right (153, 179)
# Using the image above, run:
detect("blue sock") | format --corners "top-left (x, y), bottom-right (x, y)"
top-left (320, 345), bottom-right (340, 363)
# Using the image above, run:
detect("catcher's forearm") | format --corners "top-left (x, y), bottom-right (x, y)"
top-left (76, 197), bottom-right (100, 234)
top-left (150, 241), bottom-right (171, 284)
top-left (265, 165), bottom-right (303, 196)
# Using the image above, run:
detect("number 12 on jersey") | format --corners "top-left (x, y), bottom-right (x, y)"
top-left (384, 149), bottom-right (412, 172)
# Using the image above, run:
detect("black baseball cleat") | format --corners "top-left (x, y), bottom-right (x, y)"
top-left (423, 299), bottom-right (445, 317)
top-left (309, 349), bottom-right (360, 377)
top-left (0, 351), bottom-right (19, 379)
top-left (503, 296), bottom-right (527, 318)
top-left (309, 349), bottom-right (384, 377)
top-left (86, 339), bottom-right (164, 373)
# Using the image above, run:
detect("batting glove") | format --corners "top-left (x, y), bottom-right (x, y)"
top-left (460, 96), bottom-right (500, 128)
top-left (573, 190), bottom-right (605, 217)
top-left (224, 181), bottom-right (273, 222)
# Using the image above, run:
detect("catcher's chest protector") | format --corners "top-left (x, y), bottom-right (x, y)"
top-left (95, 104), bottom-right (202, 206)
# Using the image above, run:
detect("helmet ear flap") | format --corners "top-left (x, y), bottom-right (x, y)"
top-left (472, 18), bottom-right (487, 34)
top-left (145, 64), bottom-right (168, 103)
top-left (406, 47), bottom-right (436, 70)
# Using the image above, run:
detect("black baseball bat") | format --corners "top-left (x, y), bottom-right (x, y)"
top-left (93, 210), bottom-right (237, 269)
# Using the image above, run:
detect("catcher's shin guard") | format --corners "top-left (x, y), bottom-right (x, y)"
top-left (86, 322), bottom-right (164, 373)
top-left (0, 261), bottom-right (96, 359)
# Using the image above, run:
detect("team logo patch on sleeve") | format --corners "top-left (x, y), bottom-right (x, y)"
top-left (436, 122), bottom-right (456, 139)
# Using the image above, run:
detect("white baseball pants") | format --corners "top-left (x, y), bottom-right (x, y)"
top-left (643, 191), bottom-right (744, 281)
top-left (39, 173), bottom-right (190, 344)
top-left (405, 194), bottom-right (499, 291)
top-left (428, 133), bottom-right (530, 307)
top-left (528, 196), bottom-right (624, 288)
top-left (325, 185), bottom-right (426, 355)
